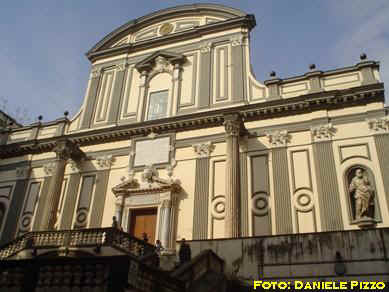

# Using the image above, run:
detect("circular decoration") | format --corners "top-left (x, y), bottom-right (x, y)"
top-left (159, 23), bottom-right (174, 36)
top-left (293, 191), bottom-right (314, 212)
top-left (76, 211), bottom-right (87, 223)
top-left (21, 216), bottom-right (31, 228)
top-left (211, 196), bottom-right (225, 219)
top-left (251, 193), bottom-right (269, 216)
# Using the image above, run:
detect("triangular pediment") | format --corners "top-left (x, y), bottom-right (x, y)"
top-left (112, 176), bottom-right (180, 197)
top-left (135, 50), bottom-right (186, 73)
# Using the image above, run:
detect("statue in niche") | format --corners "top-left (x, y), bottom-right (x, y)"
top-left (348, 168), bottom-right (376, 224)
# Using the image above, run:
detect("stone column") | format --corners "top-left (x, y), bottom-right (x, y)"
top-left (223, 114), bottom-right (242, 238)
top-left (160, 199), bottom-right (172, 249)
top-left (115, 196), bottom-right (125, 227)
top-left (40, 140), bottom-right (84, 230)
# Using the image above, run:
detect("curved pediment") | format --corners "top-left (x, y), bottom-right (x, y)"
top-left (87, 4), bottom-right (248, 56)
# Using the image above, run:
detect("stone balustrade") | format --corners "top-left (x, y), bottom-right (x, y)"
top-left (0, 227), bottom-right (155, 260)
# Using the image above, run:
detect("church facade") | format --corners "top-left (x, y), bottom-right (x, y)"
top-left (0, 4), bottom-right (388, 284)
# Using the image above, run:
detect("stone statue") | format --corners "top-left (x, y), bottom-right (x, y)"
top-left (349, 168), bottom-right (374, 220)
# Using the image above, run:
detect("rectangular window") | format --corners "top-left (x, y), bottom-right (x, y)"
top-left (147, 90), bottom-right (168, 120)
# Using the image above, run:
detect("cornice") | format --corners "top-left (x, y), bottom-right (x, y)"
top-left (0, 83), bottom-right (384, 158)
top-left (86, 15), bottom-right (255, 62)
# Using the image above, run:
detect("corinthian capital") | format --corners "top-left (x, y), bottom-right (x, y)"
top-left (223, 114), bottom-right (243, 137)
top-left (53, 139), bottom-right (86, 161)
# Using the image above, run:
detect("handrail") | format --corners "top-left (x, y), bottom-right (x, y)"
top-left (171, 249), bottom-right (224, 290)
top-left (0, 227), bottom-right (156, 260)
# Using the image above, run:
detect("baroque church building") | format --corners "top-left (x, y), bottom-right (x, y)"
top-left (0, 4), bottom-right (388, 291)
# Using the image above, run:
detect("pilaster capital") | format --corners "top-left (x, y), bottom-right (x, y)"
top-left (310, 123), bottom-right (336, 142)
top-left (223, 114), bottom-right (243, 137)
top-left (15, 166), bottom-right (30, 179)
top-left (68, 159), bottom-right (81, 173)
top-left (199, 41), bottom-right (212, 53)
top-left (367, 117), bottom-right (389, 133)
top-left (230, 34), bottom-right (246, 47)
top-left (43, 162), bottom-right (56, 176)
top-left (193, 142), bottom-right (215, 157)
top-left (116, 63), bottom-right (128, 72)
top-left (96, 154), bottom-right (115, 169)
top-left (90, 67), bottom-right (102, 78)
top-left (53, 139), bottom-right (85, 161)
top-left (266, 129), bottom-right (289, 147)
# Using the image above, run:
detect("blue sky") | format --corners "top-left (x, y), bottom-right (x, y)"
top-left (1, 0), bottom-right (388, 124)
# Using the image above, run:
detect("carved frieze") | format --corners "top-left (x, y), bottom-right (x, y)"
top-left (193, 142), bottom-right (215, 157)
top-left (367, 117), bottom-right (389, 133)
top-left (310, 123), bottom-right (336, 141)
top-left (266, 130), bottom-right (289, 147)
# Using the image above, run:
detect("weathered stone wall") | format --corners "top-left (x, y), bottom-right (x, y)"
top-left (185, 228), bottom-right (389, 283)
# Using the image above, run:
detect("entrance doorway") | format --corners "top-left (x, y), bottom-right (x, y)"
top-left (129, 208), bottom-right (157, 244)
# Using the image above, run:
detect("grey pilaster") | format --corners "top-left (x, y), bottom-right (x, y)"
top-left (313, 141), bottom-right (344, 231)
top-left (192, 157), bottom-right (210, 240)
top-left (272, 148), bottom-right (293, 234)
top-left (0, 179), bottom-right (28, 245)
top-left (33, 176), bottom-right (52, 231)
top-left (223, 114), bottom-right (242, 237)
top-left (240, 152), bottom-right (249, 236)
top-left (231, 44), bottom-right (244, 102)
top-left (89, 170), bottom-right (110, 227)
top-left (374, 134), bottom-right (389, 212)
top-left (80, 72), bottom-right (101, 129)
top-left (59, 173), bottom-right (81, 229)
top-left (198, 43), bottom-right (212, 108)
top-left (108, 66), bottom-right (126, 124)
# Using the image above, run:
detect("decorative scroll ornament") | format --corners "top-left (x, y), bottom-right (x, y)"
top-left (193, 142), bottom-right (215, 157)
top-left (367, 117), bottom-right (389, 132)
top-left (166, 158), bottom-right (177, 178)
top-left (199, 41), bottom-right (212, 53)
top-left (266, 130), bottom-right (289, 147)
top-left (96, 155), bottom-right (115, 169)
top-left (16, 167), bottom-right (30, 178)
top-left (43, 162), bottom-right (56, 175)
top-left (141, 165), bottom-right (159, 182)
top-left (310, 123), bottom-right (336, 141)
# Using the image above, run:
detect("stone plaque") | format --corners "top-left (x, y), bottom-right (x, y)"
top-left (127, 193), bottom-right (160, 206)
top-left (133, 137), bottom-right (170, 167)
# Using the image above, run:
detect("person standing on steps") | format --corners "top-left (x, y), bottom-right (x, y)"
top-left (179, 238), bottom-right (191, 265)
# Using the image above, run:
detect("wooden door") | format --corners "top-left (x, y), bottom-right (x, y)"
top-left (129, 208), bottom-right (157, 244)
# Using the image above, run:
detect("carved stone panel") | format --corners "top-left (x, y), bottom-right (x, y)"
top-left (133, 136), bottom-right (171, 167)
